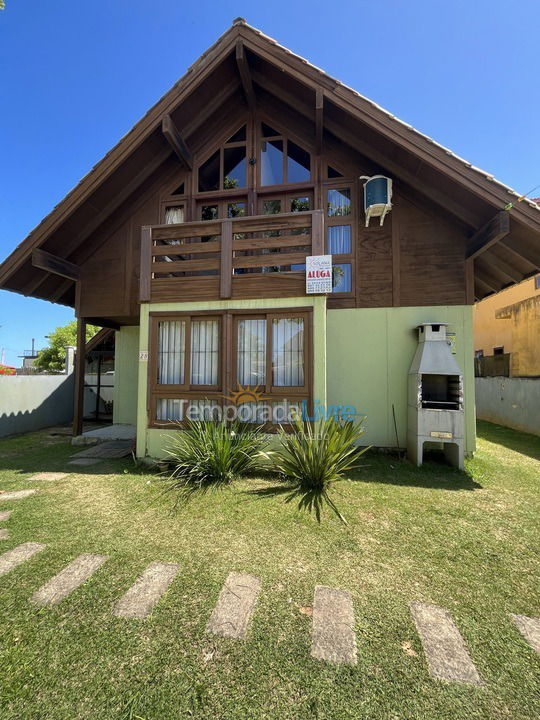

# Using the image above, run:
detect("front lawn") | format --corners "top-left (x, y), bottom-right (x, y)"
top-left (0, 421), bottom-right (538, 719)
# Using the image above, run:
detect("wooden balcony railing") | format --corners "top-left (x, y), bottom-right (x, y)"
top-left (140, 210), bottom-right (324, 303)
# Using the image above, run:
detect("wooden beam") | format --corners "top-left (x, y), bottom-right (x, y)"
top-left (50, 278), bottom-right (75, 303)
top-left (475, 276), bottom-right (494, 298)
top-left (480, 251), bottom-right (523, 283)
top-left (315, 88), bottom-right (323, 155)
top-left (465, 258), bottom-right (475, 305)
top-left (466, 211), bottom-right (510, 259)
top-left (220, 219), bottom-right (233, 299)
top-left (139, 226), bottom-right (152, 303)
top-left (474, 266), bottom-right (500, 294)
top-left (85, 317), bottom-right (121, 331)
top-left (500, 237), bottom-right (540, 270)
top-left (32, 249), bottom-right (80, 281)
top-left (392, 202), bottom-right (400, 306)
top-left (73, 318), bottom-right (86, 437)
top-left (236, 40), bottom-right (255, 111)
top-left (161, 114), bottom-right (193, 170)
top-left (311, 210), bottom-right (324, 255)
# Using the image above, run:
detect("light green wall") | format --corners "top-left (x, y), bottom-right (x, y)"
top-left (113, 325), bottom-right (140, 426)
top-left (326, 305), bottom-right (476, 453)
top-left (136, 297), bottom-right (327, 459)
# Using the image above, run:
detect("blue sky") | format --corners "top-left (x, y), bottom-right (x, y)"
top-left (0, 0), bottom-right (539, 365)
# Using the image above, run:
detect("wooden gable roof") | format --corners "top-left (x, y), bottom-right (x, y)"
top-left (1, 18), bottom-right (539, 306)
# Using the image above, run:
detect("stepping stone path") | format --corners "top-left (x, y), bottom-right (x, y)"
top-left (0, 542), bottom-right (45, 577)
top-left (206, 571), bottom-right (261, 639)
top-left (311, 585), bottom-right (357, 665)
top-left (410, 602), bottom-right (483, 686)
top-left (0, 511), bottom-right (12, 521)
top-left (31, 554), bottom-right (107, 606)
top-left (0, 529), bottom-right (9, 540)
top-left (510, 614), bottom-right (540, 654)
top-left (114, 562), bottom-right (180, 619)
top-left (0, 489), bottom-right (36, 502)
top-left (29, 472), bottom-right (69, 482)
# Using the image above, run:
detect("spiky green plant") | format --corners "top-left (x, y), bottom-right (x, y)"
top-left (164, 420), bottom-right (270, 501)
top-left (273, 416), bottom-right (368, 523)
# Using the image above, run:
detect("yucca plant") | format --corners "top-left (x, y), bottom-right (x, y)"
top-left (164, 420), bottom-right (270, 502)
top-left (273, 416), bottom-right (368, 523)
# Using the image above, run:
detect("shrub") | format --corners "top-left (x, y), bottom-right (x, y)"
top-left (164, 420), bottom-right (270, 500)
top-left (273, 416), bottom-right (368, 523)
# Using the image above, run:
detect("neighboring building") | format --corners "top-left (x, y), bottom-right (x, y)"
top-left (474, 275), bottom-right (540, 376)
top-left (0, 20), bottom-right (539, 460)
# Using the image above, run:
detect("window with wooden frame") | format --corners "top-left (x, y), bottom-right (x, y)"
top-left (325, 182), bottom-right (356, 295)
top-left (149, 309), bottom-right (312, 426)
top-left (197, 125), bottom-right (247, 193)
top-left (259, 123), bottom-right (312, 187)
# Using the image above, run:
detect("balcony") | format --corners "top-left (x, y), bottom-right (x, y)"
top-left (139, 210), bottom-right (324, 303)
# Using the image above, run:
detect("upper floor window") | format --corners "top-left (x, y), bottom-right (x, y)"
top-left (260, 123), bottom-right (311, 186)
top-left (198, 126), bottom-right (247, 192)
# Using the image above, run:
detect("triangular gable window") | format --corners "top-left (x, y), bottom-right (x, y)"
top-left (260, 124), bottom-right (311, 186)
top-left (198, 125), bottom-right (247, 192)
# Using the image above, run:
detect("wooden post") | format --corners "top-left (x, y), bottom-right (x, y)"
top-left (139, 226), bottom-right (152, 302)
top-left (73, 317), bottom-right (86, 437)
top-left (391, 201), bottom-right (400, 307)
top-left (220, 219), bottom-right (233, 299)
top-left (311, 210), bottom-right (325, 255)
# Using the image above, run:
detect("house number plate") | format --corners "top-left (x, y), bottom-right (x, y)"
top-left (139, 350), bottom-right (149, 362)
top-left (430, 431), bottom-right (452, 439)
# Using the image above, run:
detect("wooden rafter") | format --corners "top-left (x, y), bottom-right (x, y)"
top-left (500, 237), bottom-right (540, 270)
top-left (235, 40), bottom-right (255, 111)
top-left (162, 114), bottom-right (193, 169)
top-left (315, 88), bottom-right (323, 155)
top-left (466, 211), bottom-right (510, 259)
top-left (32, 249), bottom-right (79, 281)
top-left (479, 251), bottom-right (523, 283)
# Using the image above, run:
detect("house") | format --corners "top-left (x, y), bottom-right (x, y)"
top-left (1, 19), bottom-right (539, 460)
top-left (474, 274), bottom-right (540, 377)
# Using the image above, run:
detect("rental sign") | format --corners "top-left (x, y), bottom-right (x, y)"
top-left (306, 255), bottom-right (332, 294)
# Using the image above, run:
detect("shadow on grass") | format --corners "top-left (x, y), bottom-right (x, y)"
top-left (349, 450), bottom-right (482, 491)
top-left (477, 420), bottom-right (540, 462)
top-left (244, 482), bottom-right (348, 523)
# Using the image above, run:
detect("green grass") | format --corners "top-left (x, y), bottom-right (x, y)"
top-left (0, 422), bottom-right (538, 719)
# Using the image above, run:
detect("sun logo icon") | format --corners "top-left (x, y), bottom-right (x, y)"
top-left (224, 385), bottom-right (267, 405)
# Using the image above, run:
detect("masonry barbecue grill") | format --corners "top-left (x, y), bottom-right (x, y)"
top-left (407, 323), bottom-right (464, 469)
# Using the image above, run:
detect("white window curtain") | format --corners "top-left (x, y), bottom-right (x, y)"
top-left (158, 321), bottom-right (185, 384)
top-left (190, 320), bottom-right (219, 385)
top-left (165, 206), bottom-right (184, 224)
top-left (237, 319), bottom-right (266, 386)
top-left (157, 398), bottom-right (184, 422)
top-left (327, 225), bottom-right (352, 254)
top-left (272, 317), bottom-right (304, 387)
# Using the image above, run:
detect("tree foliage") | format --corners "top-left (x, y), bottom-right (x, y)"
top-left (34, 321), bottom-right (99, 373)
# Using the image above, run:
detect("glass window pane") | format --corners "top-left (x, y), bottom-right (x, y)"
top-left (272, 317), bottom-right (304, 387)
top-left (158, 321), bottom-right (186, 384)
top-left (186, 399), bottom-right (221, 421)
top-left (226, 126), bottom-right (246, 143)
top-left (327, 166), bottom-right (343, 178)
top-left (157, 398), bottom-right (184, 422)
top-left (332, 263), bottom-right (352, 293)
top-left (228, 201), bottom-right (246, 218)
top-left (327, 188), bottom-right (351, 217)
top-left (327, 225), bottom-right (351, 254)
top-left (172, 182), bottom-right (185, 195)
top-left (201, 205), bottom-right (218, 221)
top-left (190, 320), bottom-right (219, 385)
top-left (262, 122), bottom-right (279, 137)
top-left (237, 319), bottom-right (266, 386)
top-left (165, 206), bottom-right (184, 224)
top-left (287, 141), bottom-right (310, 183)
top-left (261, 139), bottom-right (283, 185)
top-left (290, 196), bottom-right (311, 213)
top-left (263, 200), bottom-right (281, 214)
top-left (198, 150), bottom-right (220, 192)
top-left (224, 146), bottom-right (246, 189)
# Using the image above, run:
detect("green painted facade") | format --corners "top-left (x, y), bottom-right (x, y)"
top-left (112, 325), bottom-right (139, 426)
top-left (126, 300), bottom-right (475, 459)
top-left (136, 297), bottom-right (327, 459)
top-left (326, 306), bottom-right (476, 454)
